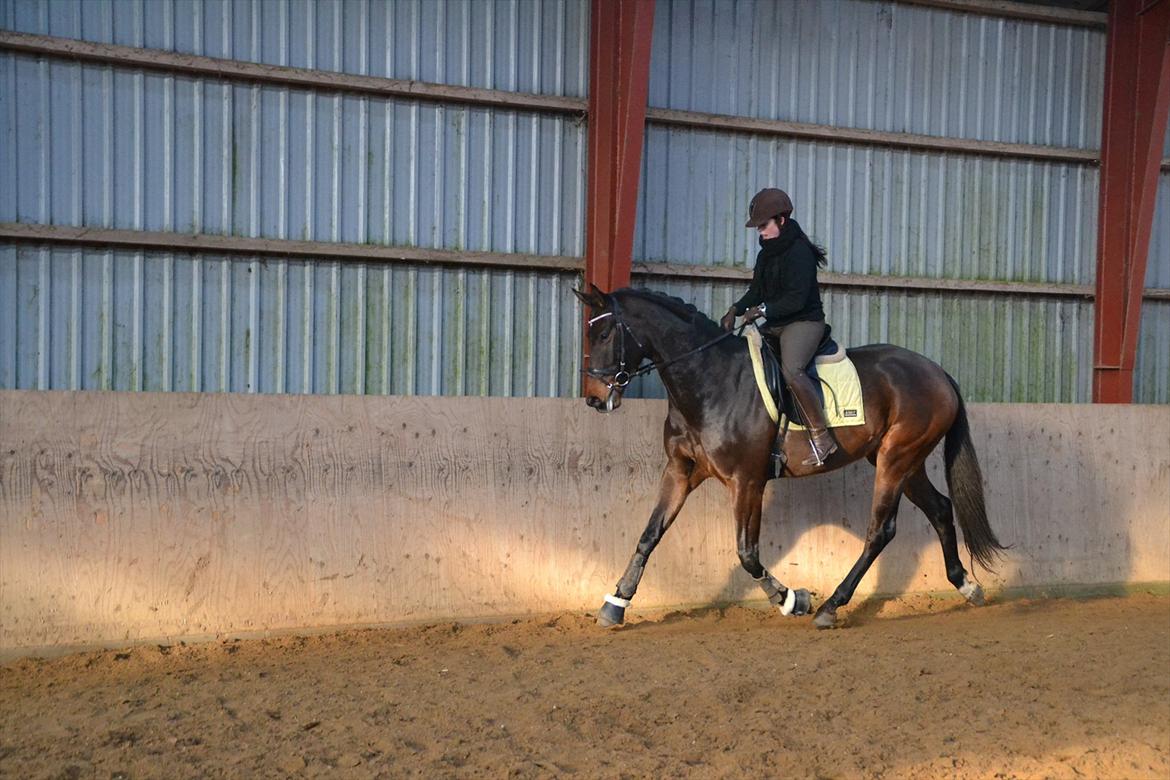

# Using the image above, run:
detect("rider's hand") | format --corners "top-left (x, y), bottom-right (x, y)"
top-left (720, 307), bottom-right (737, 332)
top-left (743, 305), bottom-right (765, 322)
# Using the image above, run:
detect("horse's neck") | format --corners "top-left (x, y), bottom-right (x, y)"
top-left (632, 308), bottom-right (740, 416)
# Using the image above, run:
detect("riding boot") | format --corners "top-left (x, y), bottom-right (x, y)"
top-left (787, 371), bottom-right (838, 467)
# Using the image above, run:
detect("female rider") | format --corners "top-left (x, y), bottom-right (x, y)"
top-left (720, 187), bottom-right (838, 467)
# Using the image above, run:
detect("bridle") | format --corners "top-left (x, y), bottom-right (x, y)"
top-left (582, 296), bottom-right (738, 393)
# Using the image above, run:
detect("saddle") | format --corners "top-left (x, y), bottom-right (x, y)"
top-left (757, 324), bottom-right (850, 427)
top-left (742, 323), bottom-right (864, 477)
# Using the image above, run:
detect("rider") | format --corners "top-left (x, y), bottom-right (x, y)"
top-left (719, 187), bottom-right (838, 467)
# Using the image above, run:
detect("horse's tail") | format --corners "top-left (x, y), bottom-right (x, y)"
top-left (943, 374), bottom-right (1006, 571)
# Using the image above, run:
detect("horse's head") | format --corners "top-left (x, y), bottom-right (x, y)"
top-left (573, 285), bottom-right (650, 413)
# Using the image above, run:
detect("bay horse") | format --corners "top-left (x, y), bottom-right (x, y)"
top-left (573, 285), bottom-right (1006, 629)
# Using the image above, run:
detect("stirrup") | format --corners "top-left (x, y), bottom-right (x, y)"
top-left (801, 432), bottom-right (838, 467)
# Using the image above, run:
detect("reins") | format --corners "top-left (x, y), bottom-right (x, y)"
top-left (582, 297), bottom-right (746, 390)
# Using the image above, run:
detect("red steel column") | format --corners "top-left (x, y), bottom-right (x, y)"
top-left (584, 0), bottom-right (655, 295)
top-left (1094, 0), bottom-right (1170, 402)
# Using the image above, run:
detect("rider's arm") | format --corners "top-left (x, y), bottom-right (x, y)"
top-left (732, 257), bottom-right (766, 315)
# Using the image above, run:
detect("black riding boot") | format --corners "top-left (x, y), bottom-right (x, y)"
top-left (787, 371), bottom-right (838, 467)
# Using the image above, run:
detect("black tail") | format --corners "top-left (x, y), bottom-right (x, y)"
top-left (943, 375), bottom-right (1006, 570)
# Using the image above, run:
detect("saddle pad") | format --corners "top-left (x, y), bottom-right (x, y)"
top-left (744, 324), bottom-right (866, 430)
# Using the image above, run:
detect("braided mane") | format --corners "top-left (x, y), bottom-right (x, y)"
top-left (613, 288), bottom-right (723, 336)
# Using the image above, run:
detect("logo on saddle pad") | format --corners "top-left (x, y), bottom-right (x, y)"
top-left (743, 324), bottom-right (866, 430)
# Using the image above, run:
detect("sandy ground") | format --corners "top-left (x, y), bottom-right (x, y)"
top-left (1, 593), bottom-right (1168, 780)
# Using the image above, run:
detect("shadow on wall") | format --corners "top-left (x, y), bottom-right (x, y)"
top-left (697, 406), bottom-right (1158, 612)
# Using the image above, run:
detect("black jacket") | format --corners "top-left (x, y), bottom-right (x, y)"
top-left (732, 218), bottom-right (825, 326)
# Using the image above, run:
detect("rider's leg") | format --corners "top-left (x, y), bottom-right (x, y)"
top-left (778, 320), bottom-right (838, 467)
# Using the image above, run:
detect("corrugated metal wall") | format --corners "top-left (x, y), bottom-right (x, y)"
top-left (1135, 123), bottom-right (1170, 404)
top-left (1, 0), bottom-right (588, 97)
top-left (0, 246), bottom-right (584, 395)
top-left (0, 0), bottom-right (589, 395)
top-left (646, 0), bottom-right (1103, 146)
top-left (1, 0), bottom-right (1167, 402)
top-left (628, 0), bottom-right (1127, 402)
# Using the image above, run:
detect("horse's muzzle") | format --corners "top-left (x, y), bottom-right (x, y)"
top-left (586, 387), bottom-right (622, 413)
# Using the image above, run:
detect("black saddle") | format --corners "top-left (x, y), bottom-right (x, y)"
top-left (758, 324), bottom-right (843, 426)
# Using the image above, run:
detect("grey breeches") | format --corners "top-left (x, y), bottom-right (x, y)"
top-left (762, 320), bottom-right (826, 382)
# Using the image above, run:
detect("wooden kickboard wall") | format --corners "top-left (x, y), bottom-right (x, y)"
top-left (1, 391), bottom-right (1166, 657)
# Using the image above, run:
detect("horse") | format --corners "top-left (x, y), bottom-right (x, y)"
top-left (573, 285), bottom-right (1006, 629)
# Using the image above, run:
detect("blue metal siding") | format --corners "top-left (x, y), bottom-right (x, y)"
top-left (641, 0), bottom-right (1104, 286)
top-left (648, 0), bottom-right (1102, 149)
top-left (1, 0), bottom-right (589, 97)
top-left (0, 243), bottom-right (583, 396)
top-left (0, 49), bottom-right (586, 253)
top-left (1134, 301), bottom-right (1169, 405)
top-left (637, 126), bottom-right (1098, 285)
top-left (0, 0), bottom-right (589, 397)
top-left (628, 0), bottom-right (1167, 404)
top-left (2, 0), bottom-right (1166, 403)
top-left (1135, 130), bottom-right (1170, 403)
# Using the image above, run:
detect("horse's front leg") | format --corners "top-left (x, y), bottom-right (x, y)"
top-left (731, 477), bottom-right (813, 617)
top-left (598, 456), bottom-right (702, 627)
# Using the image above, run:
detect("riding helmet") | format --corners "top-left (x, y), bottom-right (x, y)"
top-left (745, 188), bottom-right (794, 227)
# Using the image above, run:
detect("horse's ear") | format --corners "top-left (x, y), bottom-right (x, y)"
top-left (572, 286), bottom-right (605, 308)
top-left (589, 282), bottom-right (608, 298)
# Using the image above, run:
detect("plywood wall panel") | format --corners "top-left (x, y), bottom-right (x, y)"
top-left (1, 391), bottom-right (1166, 657)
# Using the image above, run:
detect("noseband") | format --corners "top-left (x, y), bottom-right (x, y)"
top-left (583, 299), bottom-right (646, 390)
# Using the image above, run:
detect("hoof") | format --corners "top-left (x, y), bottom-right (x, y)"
top-left (597, 600), bottom-right (626, 628)
top-left (789, 588), bottom-right (813, 617)
top-left (960, 580), bottom-right (985, 606)
top-left (772, 587), bottom-right (813, 616)
top-left (813, 607), bottom-right (838, 630)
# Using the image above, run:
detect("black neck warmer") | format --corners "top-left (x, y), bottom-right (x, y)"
top-left (757, 217), bottom-right (806, 257)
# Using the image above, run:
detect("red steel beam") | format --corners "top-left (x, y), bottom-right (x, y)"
top-left (584, 0), bottom-right (655, 295)
top-left (1094, 0), bottom-right (1170, 403)
top-left (581, 0), bottom-right (654, 394)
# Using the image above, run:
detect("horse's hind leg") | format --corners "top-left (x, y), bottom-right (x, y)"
top-left (813, 451), bottom-right (908, 629)
top-left (902, 466), bottom-right (983, 606)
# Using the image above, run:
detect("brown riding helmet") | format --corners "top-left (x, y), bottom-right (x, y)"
top-left (745, 187), bottom-right (794, 227)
